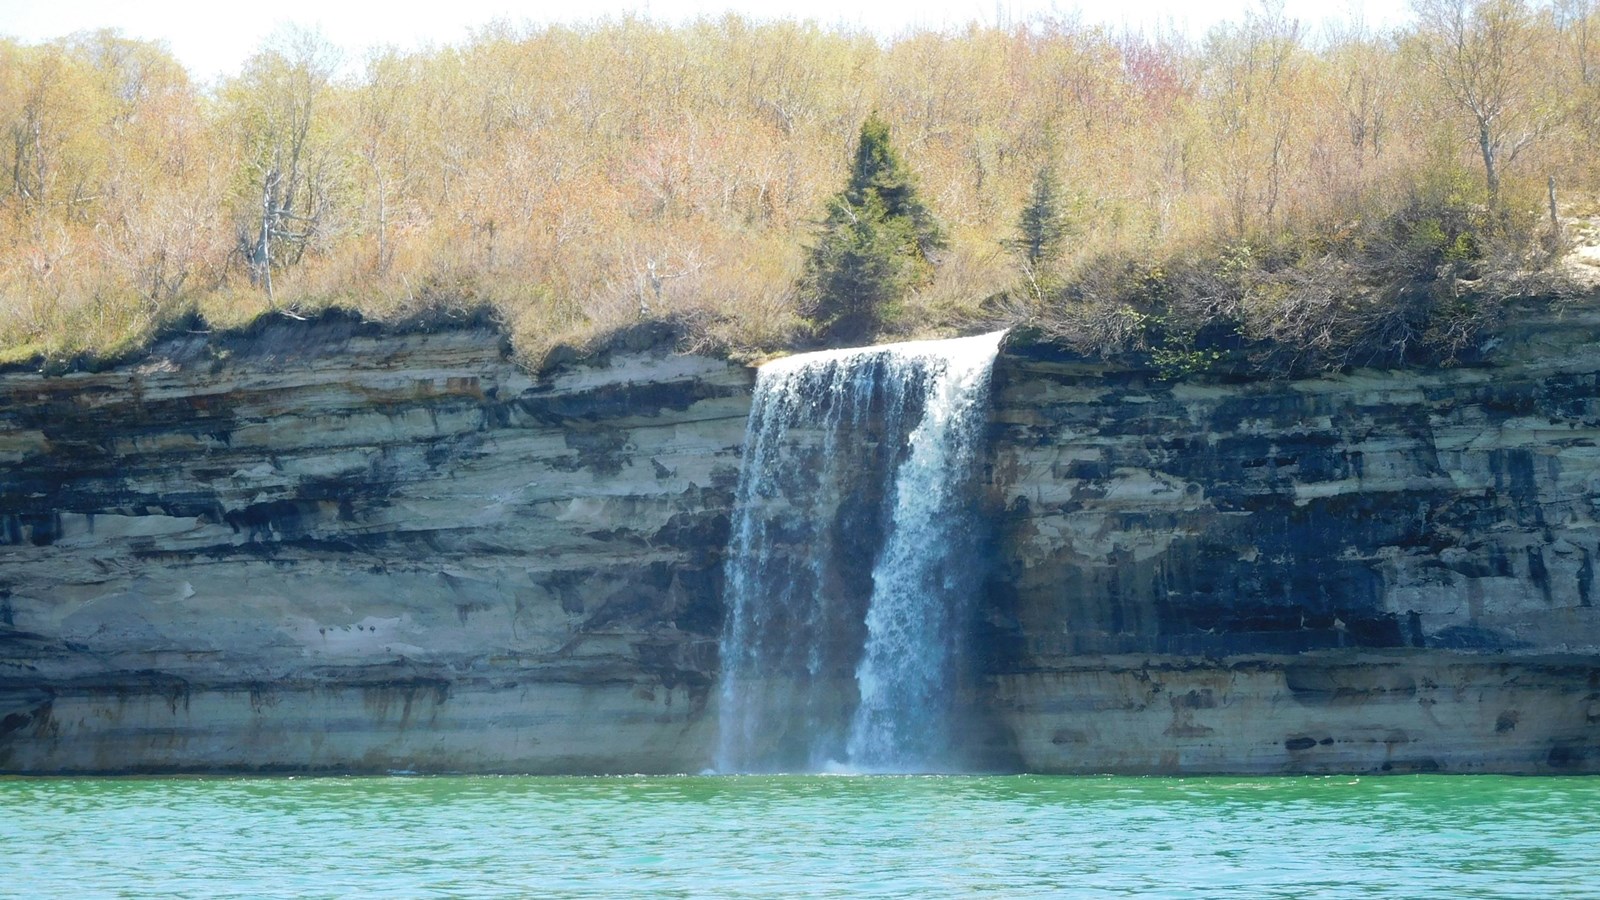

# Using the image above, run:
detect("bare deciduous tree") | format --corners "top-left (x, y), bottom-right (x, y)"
top-left (1412, 0), bottom-right (1558, 206)
top-left (228, 28), bottom-right (342, 305)
top-left (1202, 2), bottom-right (1303, 236)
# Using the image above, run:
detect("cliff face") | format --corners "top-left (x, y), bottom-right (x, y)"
top-left (0, 315), bottom-right (751, 773)
top-left (2, 307), bottom-right (1598, 774)
top-left (982, 303), bottom-right (1600, 773)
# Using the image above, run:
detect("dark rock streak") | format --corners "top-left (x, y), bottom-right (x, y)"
top-left (2, 308), bottom-right (1599, 773)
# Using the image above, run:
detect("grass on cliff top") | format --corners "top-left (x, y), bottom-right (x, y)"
top-left (9, 184), bottom-right (1583, 380)
top-left (2, 207), bottom-right (1584, 379)
top-left (1013, 187), bottom-right (1589, 377)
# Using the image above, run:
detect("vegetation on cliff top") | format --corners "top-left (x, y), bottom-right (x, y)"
top-left (1, 1), bottom-right (1597, 373)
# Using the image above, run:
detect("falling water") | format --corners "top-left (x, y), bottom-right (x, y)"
top-left (716, 331), bottom-right (1004, 774)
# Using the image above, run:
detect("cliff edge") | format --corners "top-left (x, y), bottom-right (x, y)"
top-left (2, 306), bottom-right (1598, 773)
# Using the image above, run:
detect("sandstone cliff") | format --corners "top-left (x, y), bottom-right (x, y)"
top-left (983, 301), bottom-right (1600, 773)
top-left (2, 306), bottom-right (1598, 774)
top-left (0, 313), bottom-right (750, 773)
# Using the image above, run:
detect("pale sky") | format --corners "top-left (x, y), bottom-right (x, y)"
top-left (0, 0), bottom-right (1412, 82)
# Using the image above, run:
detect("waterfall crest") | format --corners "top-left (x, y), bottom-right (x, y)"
top-left (716, 331), bottom-right (1004, 774)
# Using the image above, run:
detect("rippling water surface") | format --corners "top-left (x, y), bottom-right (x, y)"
top-left (4, 774), bottom-right (1596, 898)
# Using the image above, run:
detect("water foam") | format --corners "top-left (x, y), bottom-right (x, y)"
top-left (716, 331), bottom-right (1004, 773)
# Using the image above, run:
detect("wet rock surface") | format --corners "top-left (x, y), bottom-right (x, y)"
top-left (2, 305), bottom-right (1599, 773)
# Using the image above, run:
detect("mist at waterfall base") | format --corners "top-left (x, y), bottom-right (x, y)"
top-left (716, 331), bottom-right (1005, 774)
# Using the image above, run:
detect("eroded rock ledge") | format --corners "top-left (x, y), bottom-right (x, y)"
top-left (2, 308), bottom-right (1598, 774)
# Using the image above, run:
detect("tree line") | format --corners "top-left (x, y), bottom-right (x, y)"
top-left (1, 1), bottom-right (1595, 370)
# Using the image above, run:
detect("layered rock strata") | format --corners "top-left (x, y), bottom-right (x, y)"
top-left (3, 304), bottom-right (1599, 774)
top-left (0, 315), bottom-right (750, 773)
top-left (983, 302), bottom-right (1600, 773)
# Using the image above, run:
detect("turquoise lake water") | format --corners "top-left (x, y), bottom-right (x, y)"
top-left (3, 774), bottom-right (1596, 898)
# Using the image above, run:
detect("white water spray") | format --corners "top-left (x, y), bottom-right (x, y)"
top-left (716, 331), bottom-right (1004, 773)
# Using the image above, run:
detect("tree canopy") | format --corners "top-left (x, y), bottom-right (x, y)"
top-left (0, 4), bottom-right (1594, 368)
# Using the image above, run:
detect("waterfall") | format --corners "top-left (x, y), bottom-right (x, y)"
top-left (716, 331), bottom-right (1004, 774)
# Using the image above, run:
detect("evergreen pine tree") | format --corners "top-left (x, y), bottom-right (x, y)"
top-left (1012, 164), bottom-right (1068, 270)
top-left (802, 113), bottom-right (943, 344)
